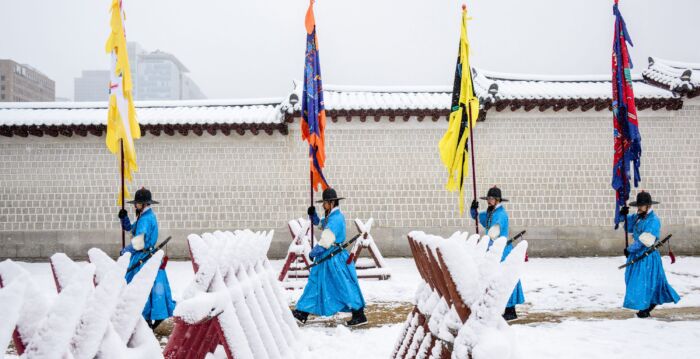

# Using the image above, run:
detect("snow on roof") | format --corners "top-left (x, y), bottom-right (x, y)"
top-left (280, 67), bottom-right (678, 116)
top-left (473, 68), bottom-right (675, 101)
top-left (0, 99), bottom-right (285, 127)
top-left (324, 87), bottom-right (452, 112)
top-left (642, 57), bottom-right (700, 96)
top-left (1, 60), bottom-right (693, 137)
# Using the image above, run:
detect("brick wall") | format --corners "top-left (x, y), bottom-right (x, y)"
top-left (1, 101), bottom-right (698, 260)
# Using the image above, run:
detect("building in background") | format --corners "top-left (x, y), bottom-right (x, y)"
top-left (74, 70), bottom-right (110, 102)
top-left (127, 42), bottom-right (144, 100)
top-left (73, 42), bottom-right (206, 102)
top-left (137, 49), bottom-right (206, 100)
top-left (0, 59), bottom-right (55, 102)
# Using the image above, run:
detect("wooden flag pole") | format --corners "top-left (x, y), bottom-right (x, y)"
top-left (623, 199), bottom-right (629, 249)
top-left (464, 4), bottom-right (479, 235)
top-left (468, 110), bottom-right (479, 235)
top-left (120, 139), bottom-right (126, 249)
top-left (309, 159), bottom-right (314, 247)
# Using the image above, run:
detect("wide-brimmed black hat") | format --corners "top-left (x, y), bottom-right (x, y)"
top-left (127, 187), bottom-right (160, 205)
top-left (316, 188), bottom-right (345, 203)
top-left (479, 186), bottom-right (509, 202)
top-left (629, 191), bottom-right (659, 207)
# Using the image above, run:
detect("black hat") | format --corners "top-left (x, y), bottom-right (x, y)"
top-left (629, 191), bottom-right (659, 207)
top-left (127, 187), bottom-right (160, 205)
top-left (316, 188), bottom-right (344, 203)
top-left (480, 186), bottom-right (508, 202)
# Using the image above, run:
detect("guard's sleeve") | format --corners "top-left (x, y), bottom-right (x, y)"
top-left (331, 215), bottom-right (346, 244)
top-left (628, 239), bottom-right (644, 254)
top-left (647, 216), bottom-right (661, 239)
top-left (318, 229), bottom-right (336, 249)
top-left (470, 207), bottom-right (478, 220)
top-left (310, 212), bottom-right (320, 226)
top-left (134, 217), bottom-right (157, 249)
top-left (495, 211), bottom-right (509, 238)
top-left (639, 232), bottom-right (656, 247)
top-left (120, 216), bottom-right (132, 231)
top-left (309, 245), bottom-right (326, 259)
top-left (120, 244), bottom-right (136, 256)
top-left (478, 212), bottom-right (488, 230)
top-left (625, 214), bottom-right (636, 232)
top-left (131, 234), bottom-right (145, 251)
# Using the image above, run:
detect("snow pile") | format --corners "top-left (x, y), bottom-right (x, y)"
top-left (164, 229), bottom-right (306, 358)
top-left (391, 231), bottom-right (527, 359)
top-left (0, 248), bottom-right (164, 359)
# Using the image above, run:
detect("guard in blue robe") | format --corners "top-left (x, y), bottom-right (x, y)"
top-left (471, 186), bottom-right (524, 321)
top-left (292, 188), bottom-right (367, 327)
top-left (118, 188), bottom-right (176, 329)
top-left (620, 191), bottom-right (680, 318)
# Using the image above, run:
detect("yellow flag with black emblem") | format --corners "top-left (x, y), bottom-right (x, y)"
top-left (438, 5), bottom-right (480, 215)
top-left (105, 0), bottom-right (140, 205)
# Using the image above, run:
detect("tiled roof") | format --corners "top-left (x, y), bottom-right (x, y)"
top-left (642, 57), bottom-right (700, 98)
top-left (0, 99), bottom-right (288, 137)
top-left (2, 59), bottom-right (696, 137)
top-left (279, 67), bottom-right (682, 122)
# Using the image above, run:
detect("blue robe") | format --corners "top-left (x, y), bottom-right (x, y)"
top-left (471, 205), bottom-right (525, 308)
top-left (120, 208), bottom-right (176, 320)
top-left (296, 208), bottom-right (366, 316)
top-left (623, 211), bottom-right (680, 310)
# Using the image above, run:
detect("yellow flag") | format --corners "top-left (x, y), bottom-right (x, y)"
top-left (438, 7), bottom-right (480, 214)
top-left (105, 0), bottom-right (140, 205)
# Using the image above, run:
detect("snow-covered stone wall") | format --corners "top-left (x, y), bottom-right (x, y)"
top-left (1, 101), bottom-right (699, 259)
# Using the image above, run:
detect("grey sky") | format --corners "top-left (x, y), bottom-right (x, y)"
top-left (1, 0), bottom-right (698, 100)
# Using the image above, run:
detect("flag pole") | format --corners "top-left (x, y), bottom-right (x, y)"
top-left (309, 160), bottom-right (315, 247)
top-left (623, 201), bottom-right (629, 249)
top-left (468, 108), bottom-right (479, 234)
top-left (120, 138), bottom-right (125, 249)
top-left (619, 0), bottom-right (625, 250)
top-left (465, 4), bottom-right (479, 234)
top-left (615, 0), bottom-right (627, 250)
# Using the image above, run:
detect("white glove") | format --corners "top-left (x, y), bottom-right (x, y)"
top-left (319, 229), bottom-right (336, 249)
top-left (131, 234), bottom-right (145, 251)
top-left (487, 225), bottom-right (501, 240)
top-left (639, 232), bottom-right (656, 247)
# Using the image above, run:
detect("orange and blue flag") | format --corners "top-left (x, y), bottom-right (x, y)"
top-left (301, 0), bottom-right (329, 192)
top-left (612, 0), bottom-right (642, 228)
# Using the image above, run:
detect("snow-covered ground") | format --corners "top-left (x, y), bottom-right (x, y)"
top-left (298, 319), bottom-right (700, 359)
top-left (8, 256), bottom-right (700, 358)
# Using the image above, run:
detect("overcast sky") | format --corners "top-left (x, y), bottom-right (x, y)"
top-left (1, 0), bottom-right (698, 100)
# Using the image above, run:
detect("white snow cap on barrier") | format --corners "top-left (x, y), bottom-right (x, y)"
top-left (0, 248), bottom-right (165, 359)
top-left (403, 231), bottom-right (528, 359)
top-left (179, 228), bottom-right (306, 358)
top-left (0, 275), bottom-right (26, 353)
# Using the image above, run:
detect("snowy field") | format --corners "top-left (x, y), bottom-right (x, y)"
top-left (8, 256), bottom-right (700, 358)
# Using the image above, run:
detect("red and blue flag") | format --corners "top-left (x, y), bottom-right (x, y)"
top-left (612, 0), bottom-right (642, 228)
